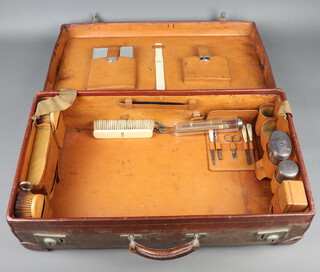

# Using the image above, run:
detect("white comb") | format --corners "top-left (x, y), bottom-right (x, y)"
top-left (93, 120), bottom-right (155, 139)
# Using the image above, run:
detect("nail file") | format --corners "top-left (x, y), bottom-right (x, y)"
top-left (214, 131), bottom-right (223, 160)
top-left (246, 123), bottom-right (255, 162)
top-left (154, 43), bottom-right (165, 90)
top-left (241, 126), bottom-right (252, 165)
top-left (208, 129), bottom-right (215, 165)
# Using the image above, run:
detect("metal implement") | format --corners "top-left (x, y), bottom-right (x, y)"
top-left (208, 130), bottom-right (216, 165)
top-left (246, 123), bottom-right (255, 163)
top-left (154, 122), bottom-right (174, 134)
top-left (214, 131), bottom-right (223, 160)
top-left (241, 126), bottom-right (252, 165)
top-left (19, 181), bottom-right (34, 192)
top-left (224, 134), bottom-right (241, 161)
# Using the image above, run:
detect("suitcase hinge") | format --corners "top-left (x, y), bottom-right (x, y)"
top-left (219, 12), bottom-right (227, 21)
top-left (90, 13), bottom-right (100, 23)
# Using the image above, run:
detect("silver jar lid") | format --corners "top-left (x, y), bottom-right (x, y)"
top-left (277, 160), bottom-right (299, 179)
top-left (236, 117), bottom-right (243, 130)
top-left (269, 130), bottom-right (292, 160)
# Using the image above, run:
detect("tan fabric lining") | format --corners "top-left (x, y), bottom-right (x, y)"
top-left (32, 88), bottom-right (77, 120)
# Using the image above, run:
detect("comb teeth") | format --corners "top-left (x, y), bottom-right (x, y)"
top-left (93, 120), bottom-right (155, 139)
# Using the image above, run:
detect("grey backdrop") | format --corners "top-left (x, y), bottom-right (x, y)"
top-left (1, 0), bottom-right (319, 271)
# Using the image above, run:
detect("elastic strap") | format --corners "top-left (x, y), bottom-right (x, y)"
top-left (32, 88), bottom-right (77, 120)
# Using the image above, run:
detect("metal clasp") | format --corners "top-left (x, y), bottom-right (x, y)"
top-left (219, 11), bottom-right (227, 21)
top-left (90, 13), bottom-right (100, 23)
top-left (154, 122), bottom-right (174, 134)
top-left (19, 181), bottom-right (34, 192)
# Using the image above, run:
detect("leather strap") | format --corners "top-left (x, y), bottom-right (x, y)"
top-left (129, 236), bottom-right (200, 260)
top-left (197, 45), bottom-right (210, 61)
top-left (117, 99), bottom-right (198, 110)
top-left (32, 88), bottom-right (77, 120)
top-left (278, 100), bottom-right (292, 117)
top-left (154, 43), bottom-right (165, 90)
top-left (107, 46), bottom-right (120, 59)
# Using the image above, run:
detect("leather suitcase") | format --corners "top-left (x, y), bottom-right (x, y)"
top-left (7, 20), bottom-right (315, 260)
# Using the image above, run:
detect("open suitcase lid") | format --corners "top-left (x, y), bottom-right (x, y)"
top-left (44, 21), bottom-right (276, 92)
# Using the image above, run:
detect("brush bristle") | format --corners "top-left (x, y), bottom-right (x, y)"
top-left (94, 120), bottom-right (155, 130)
top-left (93, 120), bottom-right (155, 139)
top-left (15, 191), bottom-right (45, 218)
top-left (15, 192), bottom-right (34, 218)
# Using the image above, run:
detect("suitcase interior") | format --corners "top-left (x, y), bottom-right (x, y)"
top-left (8, 22), bottom-right (312, 221)
top-left (13, 90), bottom-right (310, 219)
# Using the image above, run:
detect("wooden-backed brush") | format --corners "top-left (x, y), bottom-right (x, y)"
top-left (26, 113), bottom-right (58, 195)
top-left (93, 119), bottom-right (155, 138)
top-left (14, 191), bottom-right (46, 218)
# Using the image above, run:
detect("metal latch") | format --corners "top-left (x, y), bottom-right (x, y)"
top-left (34, 234), bottom-right (70, 247)
top-left (120, 234), bottom-right (143, 240)
top-left (255, 230), bottom-right (288, 244)
top-left (185, 233), bottom-right (207, 239)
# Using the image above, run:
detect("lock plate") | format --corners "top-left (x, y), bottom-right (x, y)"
top-left (34, 234), bottom-right (70, 247)
top-left (255, 230), bottom-right (288, 244)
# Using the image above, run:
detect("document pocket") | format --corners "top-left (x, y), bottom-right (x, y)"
top-left (87, 46), bottom-right (136, 90)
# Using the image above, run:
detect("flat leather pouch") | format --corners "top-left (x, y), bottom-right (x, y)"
top-left (87, 56), bottom-right (136, 90)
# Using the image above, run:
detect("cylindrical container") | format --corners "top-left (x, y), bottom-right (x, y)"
top-left (270, 160), bottom-right (299, 193)
top-left (260, 118), bottom-right (277, 152)
top-left (255, 103), bottom-right (275, 136)
top-left (174, 117), bottom-right (243, 136)
top-left (275, 160), bottom-right (299, 184)
top-left (267, 130), bottom-right (292, 165)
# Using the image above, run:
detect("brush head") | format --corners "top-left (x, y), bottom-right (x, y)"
top-left (14, 191), bottom-right (45, 218)
top-left (38, 114), bottom-right (51, 124)
top-left (93, 119), bottom-right (155, 139)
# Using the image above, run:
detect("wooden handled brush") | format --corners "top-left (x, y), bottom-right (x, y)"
top-left (93, 119), bottom-right (155, 138)
top-left (14, 191), bottom-right (46, 218)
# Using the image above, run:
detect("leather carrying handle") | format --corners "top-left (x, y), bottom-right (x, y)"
top-left (117, 98), bottom-right (198, 110)
top-left (128, 235), bottom-right (200, 260)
